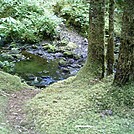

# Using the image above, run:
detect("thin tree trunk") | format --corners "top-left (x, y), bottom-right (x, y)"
top-left (114, 0), bottom-right (134, 85)
top-left (106, 0), bottom-right (115, 75)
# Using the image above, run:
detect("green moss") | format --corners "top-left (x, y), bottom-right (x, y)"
top-left (43, 44), bottom-right (57, 53)
top-left (26, 75), bottom-right (134, 133)
top-left (0, 71), bottom-right (25, 93)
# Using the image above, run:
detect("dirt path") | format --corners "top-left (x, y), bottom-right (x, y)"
top-left (6, 88), bottom-right (40, 134)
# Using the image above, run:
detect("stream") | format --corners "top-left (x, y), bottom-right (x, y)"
top-left (0, 26), bottom-right (88, 88)
top-left (0, 24), bottom-right (119, 88)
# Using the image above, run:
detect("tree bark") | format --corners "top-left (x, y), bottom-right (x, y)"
top-left (77, 0), bottom-right (105, 79)
top-left (86, 0), bottom-right (105, 78)
top-left (114, 0), bottom-right (134, 85)
top-left (106, 0), bottom-right (115, 75)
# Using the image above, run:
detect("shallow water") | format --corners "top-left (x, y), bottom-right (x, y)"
top-left (14, 51), bottom-right (69, 87)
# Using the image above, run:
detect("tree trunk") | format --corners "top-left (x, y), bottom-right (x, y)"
top-left (77, 0), bottom-right (105, 79)
top-left (106, 0), bottom-right (115, 75)
top-left (114, 1), bottom-right (134, 85)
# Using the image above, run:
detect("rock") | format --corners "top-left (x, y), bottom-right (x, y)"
top-left (37, 49), bottom-right (43, 55)
top-left (69, 67), bottom-right (79, 75)
top-left (43, 70), bottom-right (49, 74)
top-left (83, 38), bottom-right (88, 45)
top-left (63, 51), bottom-right (74, 58)
top-left (43, 44), bottom-right (56, 53)
top-left (60, 67), bottom-right (70, 73)
top-left (66, 42), bottom-right (77, 50)
top-left (10, 48), bottom-right (20, 54)
top-left (100, 109), bottom-right (113, 118)
top-left (59, 58), bottom-right (67, 66)
top-left (54, 52), bottom-right (63, 58)
top-left (40, 76), bottom-right (55, 85)
top-left (69, 64), bottom-right (81, 68)
top-left (68, 58), bottom-right (75, 64)
top-left (32, 45), bottom-right (38, 49)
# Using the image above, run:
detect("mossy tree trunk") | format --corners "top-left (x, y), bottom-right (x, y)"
top-left (114, 0), bottom-right (134, 85)
top-left (106, 0), bottom-right (115, 75)
top-left (77, 0), bottom-right (105, 79)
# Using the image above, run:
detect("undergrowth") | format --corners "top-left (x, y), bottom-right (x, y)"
top-left (53, 0), bottom-right (122, 37)
top-left (53, 1), bottom-right (89, 37)
top-left (0, 0), bottom-right (62, 43)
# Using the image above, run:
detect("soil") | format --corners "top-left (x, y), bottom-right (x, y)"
top-left (6, 88), bottom-right (40, 134)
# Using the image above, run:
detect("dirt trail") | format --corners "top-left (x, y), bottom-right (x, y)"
top-left (6, 88), bottom-right (40, 134)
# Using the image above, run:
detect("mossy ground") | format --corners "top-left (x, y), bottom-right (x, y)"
top-left (0, 71), bottom-right (26, 133)
top-left (26, 75), bottom-right (134, 134)
top-left (0, 71), bottom-right (133, 134)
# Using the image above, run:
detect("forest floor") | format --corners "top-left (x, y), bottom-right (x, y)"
top-left (7, 88), bottom-right (40, 134)
top-left (0, 72), bottom-right (133, 134)
top-left (0, 27), bottom-right (133, 134)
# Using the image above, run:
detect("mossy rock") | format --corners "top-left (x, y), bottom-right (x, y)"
top-left (58, 39), bottom-right (69, 46)
top-left (43, 44), bottom-right (57, 53)
top-left (63, 51), bottom-right (74, 58)
top-left (0, 71), bottom-right (24, 93)
top-left (73, 54), bottom-right (81, 60)
top-left (59, 58), bottom-right (68, 66)
top-left (66, 42), bottom-right (77, 50)
top-left (10, 48), bottom-right (20, 54)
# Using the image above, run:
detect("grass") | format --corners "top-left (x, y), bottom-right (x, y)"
top-left (26, 75), bottom-right (134, 134)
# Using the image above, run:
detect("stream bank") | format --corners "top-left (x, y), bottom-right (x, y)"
top-left (0, 26), bottom-right (88, 88)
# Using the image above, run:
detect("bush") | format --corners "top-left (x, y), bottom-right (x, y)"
top-left (54, 1), bottom-right (89, 36)
top-left (0, 0), bottom-right (62, 43)
top-left (0, 61), bottom-right (15, 73)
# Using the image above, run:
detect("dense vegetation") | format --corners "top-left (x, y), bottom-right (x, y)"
top-left (0, 0), bottom-right (121, 44)
top-left (0, 0), bottom-right (133, 134)
top-left (0, 0), bottom-right (62, 43)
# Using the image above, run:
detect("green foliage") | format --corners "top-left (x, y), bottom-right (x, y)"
top-left (0, 0), bottom-right (62, 43)
top-left (0, 60), bottom-right (15, 73)
top-left (54, 1), bottom-right (89, 36)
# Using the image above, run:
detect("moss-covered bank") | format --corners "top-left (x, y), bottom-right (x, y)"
top-left (26, 75), bottom-right (134, 134)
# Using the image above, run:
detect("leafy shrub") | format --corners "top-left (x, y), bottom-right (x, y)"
top-left (53, 1), bottom-right (89, 36)
top-left (0, 61), bottom-right (15, 73)
top-left (0, 0), bottom-right (62, 43)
